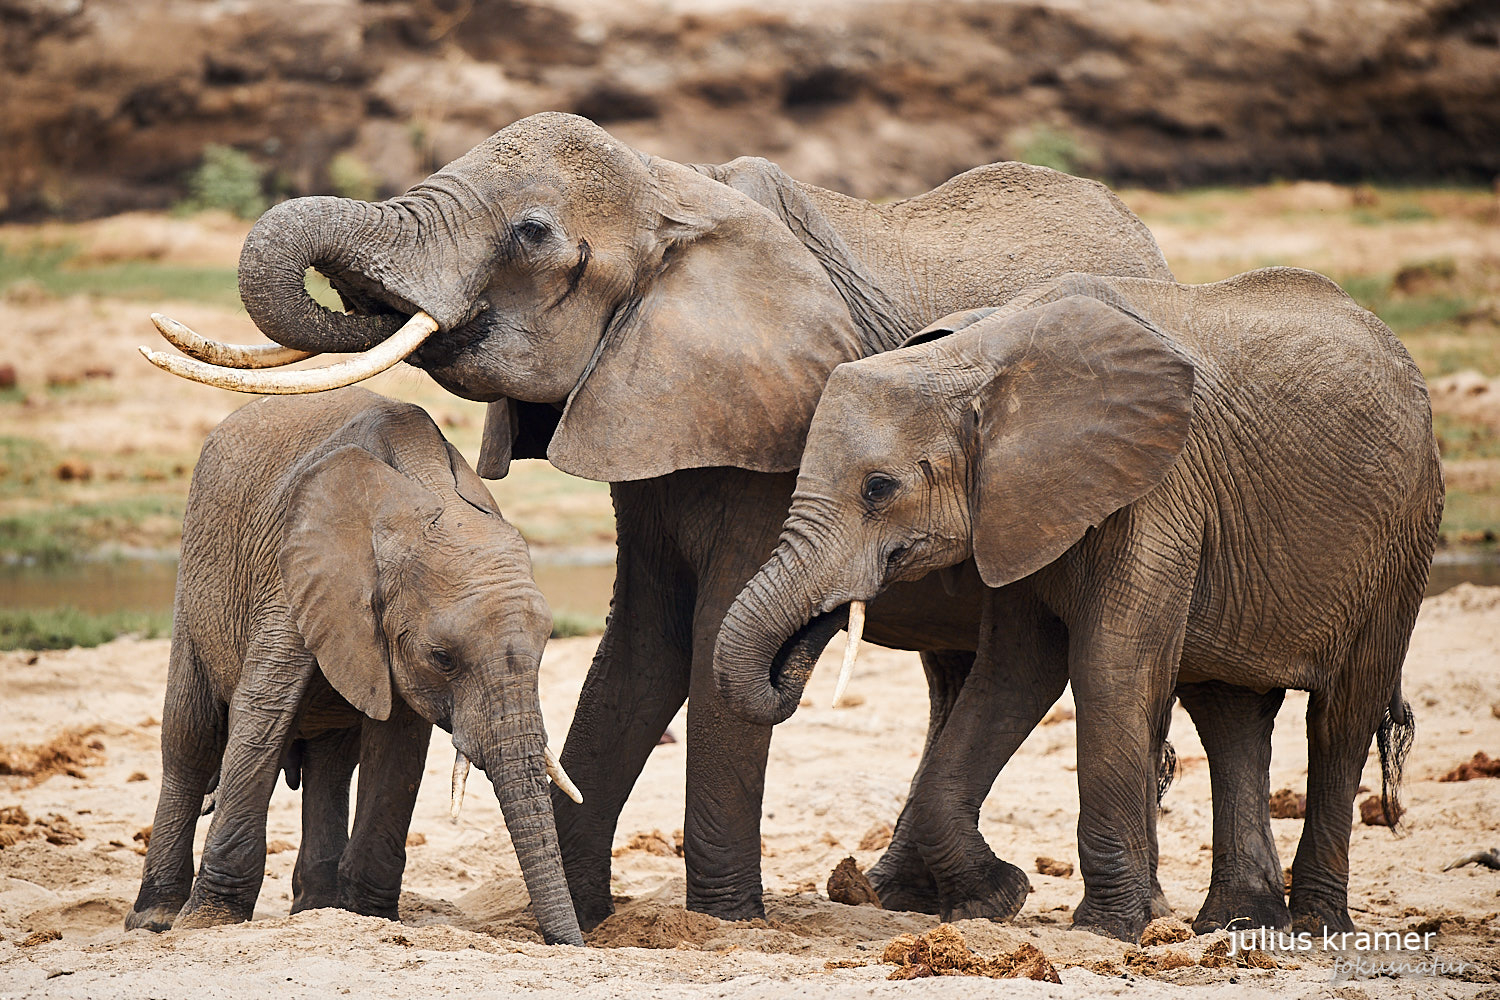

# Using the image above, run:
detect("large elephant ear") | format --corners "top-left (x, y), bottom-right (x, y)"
top-left (900, 307), bottom-right (998, 349)
top-left (969, 294), bottom-right (1195, 588)
top-left (278, 444), bottom-right (440, 719)
top-left (477, 399), bottom-right (562, 480)
top-left (545, 158), bottom-right (866, 482)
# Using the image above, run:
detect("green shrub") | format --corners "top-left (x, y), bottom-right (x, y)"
top-left (1009, 125), bottom-right (1098, 177)
top-left (327, 153), bottom-right (378, 202)
top-left (178, 145), bottom-right (268, 219)
top-left (550, 612), bottom-right (606, 638)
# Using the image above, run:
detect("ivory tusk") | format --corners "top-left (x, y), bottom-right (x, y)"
top-left (832, 600), bottom-right (865, 707)
top-left (544, 745), bottom-right (583, 804)
top-left (138, 311), bottom-right (439, 394)
top-left (150, 313), bottom-right (315, 369)
top-left (450, 750), bottom-right (471, 822)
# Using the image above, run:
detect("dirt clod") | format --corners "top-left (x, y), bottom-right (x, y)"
top-left (1359, 795), bottom-right (1403, 826)
top-left (1439, 751), bottom-right (1500, 781)
top-left (827, 857), bottom-right (881, 907)
top-left (881, 925), bottom-right (1061, 981)
top-left (37, 813), bottom-right (84, 845)
top-left (1036, 856), bottom-right (1073, 878)
top-left (586, 903), bottom-right (724, 950)
top-left (1269, 787), bottom-right (1307, 819)
top-left (126, 771), bottom-right (147, 782)
top-left (20, 929), bottom-right (61, 947)
top-left (266, 839), bottom-right (295, 854)
top-left (405, 832), bottom-right (426, 847)
top-left (0, 726), bottom-right (106, 784)
top-left (1139, 917), bottom-right (1193, 947)
top-left (858, 822), bottom-right (893, 851)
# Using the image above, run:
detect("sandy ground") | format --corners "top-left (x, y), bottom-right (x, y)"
top-left (1, 585), bottom-right (1498, 998)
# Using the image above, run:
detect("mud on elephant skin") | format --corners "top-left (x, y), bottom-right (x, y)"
top-left (126, 387), bottom-right (583, 946)
top-left (139, 111), bottom-right (1177, 928)
top-left (715, 270), bottom-right (1439, 942)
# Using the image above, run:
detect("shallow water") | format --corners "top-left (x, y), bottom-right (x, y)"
top-left (0, 549), bottom-right (1495, 621)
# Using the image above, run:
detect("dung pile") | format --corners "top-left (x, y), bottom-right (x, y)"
top-left (0, 726), bottom-right (105, 784)
top-left (880, 924), bottom-right (1061, 982)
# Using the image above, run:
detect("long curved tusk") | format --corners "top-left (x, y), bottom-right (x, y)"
top-left (150, 313), bottom-right (315, 369)
top-left (137, 311), bottom-right (439, 394)
top-left (831, 600), bottom-right (866, 708)
top-left (544, 745), bottom-right (583, 804)
top-left (450, 750), bottom-right (471, 822)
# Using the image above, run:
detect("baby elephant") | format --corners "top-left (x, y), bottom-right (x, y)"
top-left (127, 387), bottom-right (584, 945)
top-left (716, 270), bottom-right (1440, 941)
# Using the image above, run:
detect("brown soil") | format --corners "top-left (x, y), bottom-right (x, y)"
top-left (0, 725), bottom-right (106, 784)
top-left (5, 0), bottom-right (1499, 220)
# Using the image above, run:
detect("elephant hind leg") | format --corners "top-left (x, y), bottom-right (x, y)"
top-left (1178, 679), bottom-right (1289, 934)
top-left (1290, 583), bottom-right (1422, 935)
top-left (291, 726), bottom-right (360, 914)
top-left (128, 635), bottom-right (226, 931)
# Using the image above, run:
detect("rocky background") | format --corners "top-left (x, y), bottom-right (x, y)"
top-left (3, 0), bottom-right (1499, 219)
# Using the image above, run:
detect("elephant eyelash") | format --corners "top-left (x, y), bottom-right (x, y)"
top-left (430, 648), bottom-right (457, 672)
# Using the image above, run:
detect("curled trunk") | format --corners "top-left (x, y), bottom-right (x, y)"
top-left (713, 541), bottom-right (850, 726)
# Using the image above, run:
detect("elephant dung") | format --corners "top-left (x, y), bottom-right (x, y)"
top-left (1438, 751), bottom-right (1500, 782)
top-left (826, 856), bottom-right (881, 907)
top-left (1359, 794), bottom-right (1404, 827)
top-left (1035, 855), bottom-right (1074, 878)
top-left (1268, 787), bottom-right (1308, 819)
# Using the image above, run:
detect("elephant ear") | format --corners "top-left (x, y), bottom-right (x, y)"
top-left (900, 307), bottom-right (998, 349)
top-left (968, 294), bottom-right (1195, 588)
top-left (278, 444), bottom-right (440, 720)
top-left (545, 158), bottom-right (866, 482)
top-left (443, 441), bottom-right (502, 516)
top-left (477, 399), bottom-right (562, 480)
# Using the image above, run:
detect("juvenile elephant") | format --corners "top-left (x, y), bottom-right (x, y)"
top-left (137, 111), bottom-right (1181, 926)
top-left (126, 387), bottom-right (584, 945)
top-left (715, 270), bottom-right (1439, 941)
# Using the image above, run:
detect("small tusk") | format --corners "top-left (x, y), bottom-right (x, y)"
top-left (450, 751), bottom-right (470, 822)
top-left (832, 600), bottom-right (866, 707)
top-left (138, 311), bottom-right (439, 394)
top-left (544, 745), bottom-right (583, 804)
top-left (150, 312), bottom-right (315, 369)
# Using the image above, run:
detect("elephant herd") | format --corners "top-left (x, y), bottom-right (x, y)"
top-left (130, 112), bottom-right (1440, 948)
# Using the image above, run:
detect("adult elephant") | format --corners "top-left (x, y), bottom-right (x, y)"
top-left (144, 112), bottom-right (1176, 928)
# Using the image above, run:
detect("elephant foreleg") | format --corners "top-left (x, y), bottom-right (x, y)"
top-left (338, 702), bottom-right (431, 919)
top-left (865, 648), bottom-right (973, 914)
top-left (551, 481), bottom-right (695, 930)
top-left (127, 635), bottom-right (226, 931)
top-left (907, 586), bottom-right (1069, 922)
top-left (174, 631), bottom-right (315, 929)
top-left (290, 726), bottom-right (361, 914)
top-left (1177, 680), bottom-right (1289, 933)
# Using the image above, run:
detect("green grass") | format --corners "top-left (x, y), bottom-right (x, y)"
top-left (550, 611), bottom-right (606, 639)
top-left (1440, 489), bottom-right (1500, 542)
top-left (0, 496), bottom-right (186, 566)
top-left (0, 606), bottom-right (171, 650)
top-left (0, 243), bottom-right (240, 309)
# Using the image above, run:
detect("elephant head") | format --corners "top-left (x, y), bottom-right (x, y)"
top-left (713, 291), bottom-right (1197, 726)
top-left (277, 441), bottom-right (583, 945)
top-left (150, 112), bottom-right (864, 483)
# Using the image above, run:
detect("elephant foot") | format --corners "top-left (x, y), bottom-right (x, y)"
top-left (1289, 891), bottom-right (1356, 936)
top-left (337, 883), bottom-right (401, 922)
top-left (1071, 895), bottom-right (1151, 943)
top-left (867, 846), bottom-right (942, 915)
top-left (1150, 878), bottom-right (1175, 920)
top-left (571, 888), bottom-right (615, 933)
top-left (1193, 883), bottom-right (1290, 935)
top-left (124, 902), bottom-right (183, 932)
top-left (938, 858), bottom-right (1030, 923)
top-left (685, 890), bottom-right (766, 923)
top-left (172, 889), bottom-right (255, 930)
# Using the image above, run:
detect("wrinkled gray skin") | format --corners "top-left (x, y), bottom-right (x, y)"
top-left (125, 388), bottom-right (582, 946)
top-left (231, 112), bottom-right (1185, 926)
top-left (715, 270), bottom-right (1441, 941)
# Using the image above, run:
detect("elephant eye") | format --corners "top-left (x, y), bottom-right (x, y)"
top-left (514, 218), bottom-right (551, 244)
top-left (431, 648), bottom-right (457, 673)
top-left (862, 474), bottom-right (899, 504)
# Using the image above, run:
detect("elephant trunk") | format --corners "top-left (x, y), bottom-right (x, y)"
top-left (460, 669), bottom-right (583, 946)
top-left (237, 197), bottom-right (412, 353)
top-left (713, 537), bottom-right (851, 727)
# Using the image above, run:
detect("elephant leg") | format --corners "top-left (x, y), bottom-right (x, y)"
top-left (128, 636), bottom-right (226, 931)
top-left (1067, 569), bottom-right (1190, 943)
top-left (1178, 680), bottom-right (1289, 933)
top-left (866, 649), bottom-right (973, 914)
top-left (338, 702), bottom-right (431, 920)
top-left (908, 587), bottom-right (1069, 922)
top-left (290, 726), bottom-right (361, 914)
top-left (1290, 600), bottom-right (1415, 934)
top-left (174, 635), bottom-right (314, 929)
top-left (552, 480), bottom-right (695, 930)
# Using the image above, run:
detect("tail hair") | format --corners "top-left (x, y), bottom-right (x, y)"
top-left (1377, 695), bottom-right (1415, 833)
top-left (1156, 739), bottom-right (1178, 805)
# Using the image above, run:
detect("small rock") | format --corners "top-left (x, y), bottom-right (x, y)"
top-left (1036, 856), bottom-right (1073, 878)
top-left (827, 856), bottom-right (882, 907)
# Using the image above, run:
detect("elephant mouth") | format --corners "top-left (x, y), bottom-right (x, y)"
top-left (409, 319), bottom-right (490, 372)
top-left (769, 605), bottom-right (851, 692)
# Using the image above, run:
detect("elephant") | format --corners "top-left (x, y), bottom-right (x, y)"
top-left (137, 111), bottom-right (1188, 927)
top-left (713, 268), bottom-right (1440, 941)
top-left (125, 387), bottom-right (585, 946)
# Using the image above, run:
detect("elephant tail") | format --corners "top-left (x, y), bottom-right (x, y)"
top-left (1377, 690), bottom-right (1416, 833)
top-left (1156, 739), bottom-right (1178, 805)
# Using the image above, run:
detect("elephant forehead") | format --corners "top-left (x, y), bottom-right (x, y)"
top-left (471, 113), bottom-right (649, 202)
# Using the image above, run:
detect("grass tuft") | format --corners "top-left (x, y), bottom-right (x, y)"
top-left (551, 612), bottom-right (606, 639)
top-left (0, 606), bottom-right (171, 651)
